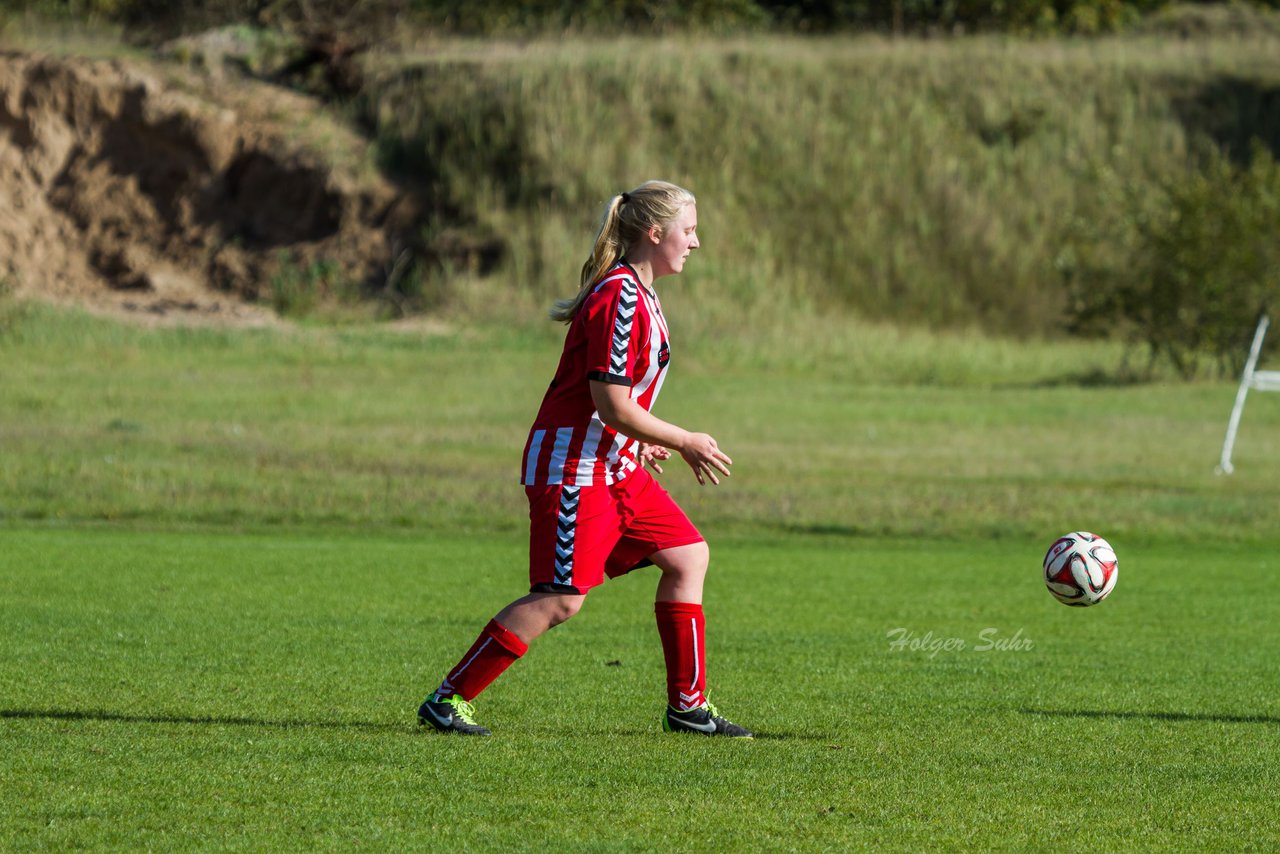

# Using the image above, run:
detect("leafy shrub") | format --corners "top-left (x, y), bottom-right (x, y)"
top-left (1063, 144), bottom-right (1280, 377)
top-left (410, 0), bottom-right (769, 34)
top-left (268, 253), bottom-right (358, 318)
top-left (756, 0), bottom-right (1166, 32)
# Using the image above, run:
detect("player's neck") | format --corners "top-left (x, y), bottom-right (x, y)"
top-left (621, 255), bottom-right (657, 290)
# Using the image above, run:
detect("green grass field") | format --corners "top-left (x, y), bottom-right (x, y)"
top-left (5, 530), bottom-right (1279, 849)
top-left (3, 301), bottom-right (1280, 849)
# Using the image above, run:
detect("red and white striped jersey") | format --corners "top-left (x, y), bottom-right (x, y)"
top-left (521, 261), bottom-right (671, 487)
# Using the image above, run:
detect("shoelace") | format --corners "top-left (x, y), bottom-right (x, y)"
top-left (450, 697), bottom-right (480, 725)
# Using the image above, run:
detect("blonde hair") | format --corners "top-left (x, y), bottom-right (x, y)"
top-left (549, 180), bottom-right (696, 323)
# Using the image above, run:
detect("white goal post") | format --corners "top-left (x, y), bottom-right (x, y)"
top-left (1217, 315), bottom-right (1279, 475)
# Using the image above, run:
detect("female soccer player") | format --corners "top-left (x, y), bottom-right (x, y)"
top-left (416, 180), bottom-right (753, 738)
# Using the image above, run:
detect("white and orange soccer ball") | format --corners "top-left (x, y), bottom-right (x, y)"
top-left (1043, 532), bottom-right (1118, 606)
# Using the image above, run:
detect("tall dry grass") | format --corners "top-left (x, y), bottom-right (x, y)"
top-left (359, 31), bottom-right (1280, 340)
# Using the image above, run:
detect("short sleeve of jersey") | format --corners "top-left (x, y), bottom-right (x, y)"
top-left (582, 275), bottom-right (641, 387)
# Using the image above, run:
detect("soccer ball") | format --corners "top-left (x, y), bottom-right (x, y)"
top-left (1043, 532), bottom-right (1118, 606)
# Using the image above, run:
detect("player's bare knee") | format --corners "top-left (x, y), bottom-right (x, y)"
top-left (660, 541), bottom-right (709, 582)
top-left (546, 593), bottom-right (586, 626)
top-left (682, 541), bottom-right (710, 573)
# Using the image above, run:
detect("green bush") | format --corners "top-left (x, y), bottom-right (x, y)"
top-left (267, 253), bottom-right (360, 318)
top-left (1063, 145), bottom-right (1280, 378)
top-left (410, 0), bottom-right (769, 34)
top-left (0, 277), bottom-right (26, 338)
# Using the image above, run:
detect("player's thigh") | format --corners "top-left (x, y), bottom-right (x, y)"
top-left (604, 471), bottom-right (705, 579)
top-left (527, 483), bottom-right (625, 593)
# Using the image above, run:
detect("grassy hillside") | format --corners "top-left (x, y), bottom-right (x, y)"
top-left (360, 31), bottom-right (1280, 346)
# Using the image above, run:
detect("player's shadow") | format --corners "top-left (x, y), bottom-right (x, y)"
top-left (603, 727), bottom-right (832, 741)
top-left (0, 707), bottom-right (405, 732)
top-left (1022, 708), bottom-right (1280, 725)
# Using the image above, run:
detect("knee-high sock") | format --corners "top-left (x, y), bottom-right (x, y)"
top-left (436, 619), bottom-right (528, 702)
top-left (655, 601), bottom-right (706, 711)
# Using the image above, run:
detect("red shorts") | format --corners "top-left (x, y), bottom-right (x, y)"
top-left (526, 467), bottom-right (703, 594)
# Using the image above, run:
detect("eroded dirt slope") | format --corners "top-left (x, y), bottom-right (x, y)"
top-left (0, 51), bottom-right (414, 324)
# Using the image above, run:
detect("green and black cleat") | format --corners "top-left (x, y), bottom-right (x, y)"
top-left (663, 700), bottom-right (753, 738)
top-left (418, 694), bottom-right (492, 736)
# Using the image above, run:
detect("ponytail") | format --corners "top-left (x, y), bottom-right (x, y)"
top-left (550, 180), bottom-right (696, 323)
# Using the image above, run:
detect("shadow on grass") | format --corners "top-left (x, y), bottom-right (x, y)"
top-left (750, 732), bottom-right (844, 743)
top-left (1013, 368), bottom-right (1151, 389)
top-left (1022, 708), bottom-right (1280, 725)
top-left (0, 707), bottom-right (405, 732)
top-left (9, 709), bottom-right (849, 740)
top-left (602, 727), bottom-right (835, 741)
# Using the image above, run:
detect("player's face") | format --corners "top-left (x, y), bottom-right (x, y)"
top-left (653, 203), bottom-right (699, 278)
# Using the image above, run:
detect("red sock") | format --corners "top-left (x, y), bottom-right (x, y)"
top-left (436, 619), bottom-right (528, 702)
top-left (655, 601), bottom-right (707, 711)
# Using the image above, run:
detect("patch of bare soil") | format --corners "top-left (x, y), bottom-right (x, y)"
top-left (0, 50), bottom-right (415, 326)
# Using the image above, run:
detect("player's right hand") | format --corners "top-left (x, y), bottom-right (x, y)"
top-left (679, 432), bottom-right (732, 486)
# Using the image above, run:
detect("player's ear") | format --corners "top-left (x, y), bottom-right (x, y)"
top-left (648, 224), bottom-right (662, 244)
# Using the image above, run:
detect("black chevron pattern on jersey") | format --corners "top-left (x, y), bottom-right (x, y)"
top-left (609, 278), bottom-right (638, 377)
top-left (553, 486), bottom-right (580, 585)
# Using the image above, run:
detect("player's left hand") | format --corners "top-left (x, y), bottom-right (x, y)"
top-left (638, 442), bottom-right (671, 475)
